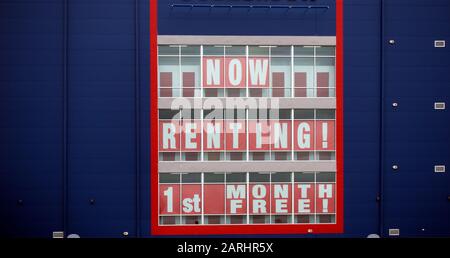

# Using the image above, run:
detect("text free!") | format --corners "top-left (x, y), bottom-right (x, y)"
top-left (160, 183), bottom-right (336, 215)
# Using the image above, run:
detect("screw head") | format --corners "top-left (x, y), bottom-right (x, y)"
top-left (392, 165), bottom-right (399, 170)
top-left (123, 231), bottom-right (129, 236)
top-left (392, 102), bottom-right (398, 107)
top-left (389, 39), bottom-right (395, 44)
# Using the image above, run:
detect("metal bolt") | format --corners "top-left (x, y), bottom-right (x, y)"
top-left (392, 165), bottom-right (399, 170)
top-left (389, 39), bottom-right (395, 45)
top-left (392, 102), bottom-right (398, 107)
top-left (421, 228), bottom-right (426, 232)
top-left (123, 231), bottom-right (129, 236)
top-left (307, 229), bottom-right (313, 233)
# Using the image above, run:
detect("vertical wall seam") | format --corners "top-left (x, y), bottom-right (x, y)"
top-left (379, 0), bottom-right (385, 238)
top-left (134, 0), bottom-right (141, 237)
top-left (62, 0), bottom-right (69, 235)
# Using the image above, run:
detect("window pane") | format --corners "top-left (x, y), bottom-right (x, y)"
top-left (227, 215), bottom-right (246, 224)
top-left (294, 172), bottom-right (315, 182)
top-left (180, 109), bottom-right (201, 119)
top-left (205, 215), bottom-right (225, 224)
top-left (181, 45), bottom-right (200, 55)
top-left (181, 173), bottom-right (201, 183)
top-left (159, 152), bottom-right (180, 161)
top-left (249, 46), bottom-right (269, 56)
top-left (271, 46), bottom-right (291, 56)
top-left (203, 45), bottom-right (224, 55)
top-left (271, 215), bottom-right (292, 224)
top-left (271, 57), bottom-right (292, 97)
top-left (316, 109), bottom-right (335, 119)
top-left (315, 57), bottom-right (335, 98)
top-left (225, 109), bottom-right (246, 119)
top-left (318, 214), bottom-right (335, 223)
top-left (183, 216), bottom-right (201, 224)
top-left (181, 57), bottom-right (201, 97)
top-left (159, 109), bottom-right (181, 119)
top-left (159, 56), bottom-right (180, 97)
top-left (204, 173), bottom-right (225, 183)
top-left (249, 172), bottom-right (270, 182)
top-left (250, 152), bottom-right (270, 161)
top-left (316, 46), bottom-right (335, 56)
top-left (226, 173), bottom-right (246, 183)
top-left (316, 172), bottom-right (335, 182)
top-left (294, 109), bottom-right (314, 119)
top-left (295, 215), bottom-right (315, 224)
top-left (159, 173), bottom-right (180, 183)
top-left (271, 172), bottom-right (291, 182)
top-left (160, 216), bottom-right (180, 225)
top-left (316, 57), bottom-right (335, 66)
top-left (295, 152), bottom-right (315, 161)
top-left (318, 152), bottom-right (335, 160)
top-left (248, 109), bottom-right (269, 120)
top-left (250, 215), bottom-right (269, 224)
top-left (270, 109), bottom-right (291, 119)
top-left (225, 46), bottom-right (246, 56)
top-left (205, 152), bottom-right (224, 161)
top-left (271, 152), bottom-right (290, 161)
top-left (294, 57), bottom-right (314, 97)
top-left (159, 45), bottom-right (179, 55)
top-left (226, 152), bottom-right (246, 161)
top-left (294, 46), bottom-right (314, 56)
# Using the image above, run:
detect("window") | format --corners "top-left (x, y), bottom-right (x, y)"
top-left (271, 46), bottom-right (292, 97)
top-left (158, 45), bottom-right (336, 98)
top-left (158, 108), bottom-right (336, 162)
top-left (159, 56), bottom-right (179, 97)
top-left (159, 172), bottom-right (336, 225)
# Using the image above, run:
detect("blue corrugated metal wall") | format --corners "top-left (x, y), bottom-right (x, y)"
top-left (0, 0), bottom-right (449, 238)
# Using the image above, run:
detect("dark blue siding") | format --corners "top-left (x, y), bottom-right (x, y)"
top-left (0, 0), bottom-right (64, 237)
top-left (382, 0), bottom-right (450, 237)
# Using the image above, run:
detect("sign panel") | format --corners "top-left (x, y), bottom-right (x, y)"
top-left (150, 0), bottom-right (344, 235)
top-left (202, 56), bottom-right (269, 88)
top-left (159, 182), bottom-right (335, 216)
top-left (159, 120), bottom-right (335, 152)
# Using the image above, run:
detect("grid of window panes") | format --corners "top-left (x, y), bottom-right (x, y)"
top-left (159, 172), bottom-right (336, 225)
top-left (158, 109), bottom-right (336, 162)
top-left (158, 45), bottom-right (336, 98)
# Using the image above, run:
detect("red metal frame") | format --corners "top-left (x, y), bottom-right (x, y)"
top-left (150, 0), bottom-right (344, 235)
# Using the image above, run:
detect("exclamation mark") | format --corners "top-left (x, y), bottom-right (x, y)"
top-left (322, 199), bottom-right (329, 213)
top-left (322, 122), bottom-right (328, 148)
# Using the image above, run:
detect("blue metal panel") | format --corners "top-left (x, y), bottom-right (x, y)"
top-left (138, 0), bottom-right (151, 237)
top-left (66, 0), bottom-right (138, 237)
top-left (382, 0), bottom-right (450, 237)
top-left (0, 0), bottom-right (64, 237)
top-left (340, 0), bottom-right (382, 237)
top-left (158, 0), bottom-right (336, 36)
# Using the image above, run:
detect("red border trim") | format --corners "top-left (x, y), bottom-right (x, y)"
top-left (150, 0), bottom-right (159, 234)
top-left (150, 0), bottom-right (344, 235)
